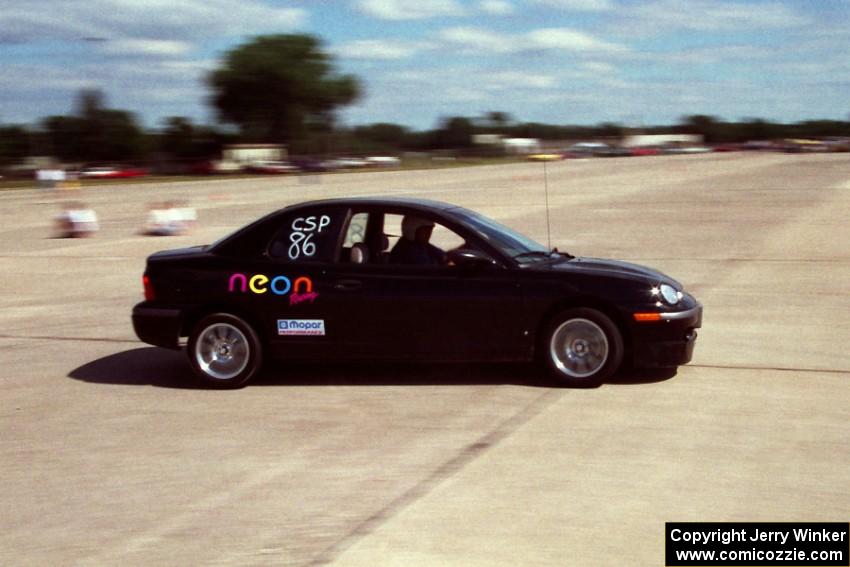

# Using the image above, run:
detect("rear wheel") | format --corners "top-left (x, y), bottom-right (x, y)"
top-left (543, 308), bottom-right (623, 387)
top-left (188, 313), bottom-right (263, 388)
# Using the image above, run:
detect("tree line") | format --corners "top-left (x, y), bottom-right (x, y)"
top-left (2, 33), bottom-right (850, 169)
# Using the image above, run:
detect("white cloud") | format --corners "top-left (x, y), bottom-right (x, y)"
top-left (0, 0), bottom-right (307, 44)
top-left (531, 0), bottom-right (613, 11)
top-left (355, 0), bottom-right (464, 20)
top-left (527, 28), bottom-right (626, 52)
top-left (485, 71), bottom-right (556, 89)
top-left (104, 39), bottom-right (193, 57)
top-left (111, 59), bottom-right (216, 81)
top-left (439, 25), bottom-right (627, 54)
top-left (442, 86), bottom-right (490, 103)
top-left (0, 0), bottom-right (305, 125)
top-left (580, 61), bottom-right (617, 75)
top-left (0, 64), bottom-right (89, 92)
top-left (439, 27), bottom-right (518, 53)
top-left (334, 39), bottom-right (422, 60)
top-left (643, 45), bottom-right (773, 66)
top-left (627, 0), bottom-right (807, 32)
top-left (479, 0), bottom-right (515, 15)
top-left (0, 57), bottom-right (216, 124)
top-left (392, 68), bottom-right (557, 92)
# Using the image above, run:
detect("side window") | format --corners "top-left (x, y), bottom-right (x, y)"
top-left (339, 211), bottom-right (372, 265)
top-left (430, 223), bottom-right (466, 251)
top-left (384, 213), bottom-right (466, 267)
top-left (267, 208), bottom-right (344, 263)
top-left (383, 213), bottom-right (404, 252)
top-left (343, 212), bottom-right (368, 247)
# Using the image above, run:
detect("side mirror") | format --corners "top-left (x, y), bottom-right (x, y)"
top-left (447, 249), bottom-right (498, 269)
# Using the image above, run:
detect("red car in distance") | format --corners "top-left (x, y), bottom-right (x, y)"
top-left (80, 165), bottom-right (148, 179)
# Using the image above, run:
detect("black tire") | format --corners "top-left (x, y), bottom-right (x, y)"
top-left (187, 313), bottom-right (263, 388)
top-left (542, 307), bottom-right (623, 387)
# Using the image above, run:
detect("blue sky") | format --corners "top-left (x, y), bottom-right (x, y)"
top-left (1, 0), bottom-right (848, 130)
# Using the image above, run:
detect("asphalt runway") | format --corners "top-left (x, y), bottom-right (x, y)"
top-left (2, 152), bottom-right (849, 566)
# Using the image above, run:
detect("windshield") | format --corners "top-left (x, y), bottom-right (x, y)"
top-left (455, 208), bottom-right (554, 263)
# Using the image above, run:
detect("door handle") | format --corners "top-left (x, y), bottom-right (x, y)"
top-left (334, 279), bottom-right (362, 290)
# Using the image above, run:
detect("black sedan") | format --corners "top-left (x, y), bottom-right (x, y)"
top-left (132, 197), bottom-right (701, 387)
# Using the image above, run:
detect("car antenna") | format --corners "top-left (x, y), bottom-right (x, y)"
top-left (543, 159), bottom-right (552, 250)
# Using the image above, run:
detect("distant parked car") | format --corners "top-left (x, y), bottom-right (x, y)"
top-left (567, 142), bottom-right (609, 157)
top-left (80, 166), bottom-right (118, 179)
top-left (662, 146), bottom-right (712, 155)
top-left (291, 158), bottom-right (332, 173)
top-left (188, 161), bottom-right (216, 175)
top-left (597, 146), bottom-right (632, 158)
top-left (825, 138), bottom-right (850, 152)
top-left (245, 161), bottom-right (298, 174)
top-left (527, 153), bottom-right (565, 162)
top-left (327, 157), bottom-right (369, 169)
top-left (80, 165), bottom-right (147, 179)
top-left (629, 147), bottom-right (660, 157)
top-left (712, 144), bottom-right (740, 152)
top-left (365, 156), bottom-right (401, 167)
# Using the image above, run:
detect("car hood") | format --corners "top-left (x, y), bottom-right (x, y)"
top-left (541, 256), bottom-right (682, 288)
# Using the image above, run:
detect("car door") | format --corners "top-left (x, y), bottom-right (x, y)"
top-left (237, 205), bottom-right (349, 359)
top-left (323, 208), bottom-right (528, 360)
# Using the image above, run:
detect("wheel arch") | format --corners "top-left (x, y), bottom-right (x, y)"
top-left (534, 296), bottom-right (633, 363)
top-left (180, 303), bottom-right (268, 346)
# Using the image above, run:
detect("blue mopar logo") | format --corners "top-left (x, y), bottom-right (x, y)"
top-left (277, 319), bottom-right (326, 335)
top-left (279, 320), bottom-right (322, 330)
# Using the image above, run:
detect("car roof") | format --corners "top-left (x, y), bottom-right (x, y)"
top-left (208, 197), bottom-right (467, 256)
top-left (284, 196), bottom-right (461, 213)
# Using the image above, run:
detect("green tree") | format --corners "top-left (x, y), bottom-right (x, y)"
top-left (352, 123), bottom-right (410, 152)
top-left (596, 122), bottom-right (625, 138)
top-left (434, 116), bottom-right (475, 149)
top-left (41, 115), bottom-right (86, 161)
top-left (160, 116), bottom-right (197, 159)
top-left (42, 89), bottom-right (145, 162)
top-left (484, 111), bottom-right (512, 134)
top-left (680, 114), bottom-right (720, 143)
top-left (737, 118), bottom-right (780, 142)
top-left (208, 34), bottom-right (361, 145)
top-left (0, 125), bottom-right (32, 167)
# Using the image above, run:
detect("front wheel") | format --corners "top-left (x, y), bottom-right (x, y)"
top-left (543, 308), bottom-right (623, 387)
top-left (188, 313), bottom-right (263, 388)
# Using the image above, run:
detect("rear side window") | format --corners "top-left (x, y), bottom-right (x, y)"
top-left (343, 212), bottom-right (369, 247)
top-left (267, 208), bottom-right (346, 263)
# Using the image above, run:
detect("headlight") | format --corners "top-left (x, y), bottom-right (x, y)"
top-left (659, 284), bottom-right (680, 305)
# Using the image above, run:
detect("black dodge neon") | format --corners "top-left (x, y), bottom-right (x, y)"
top-left (132, 197), bottom-right (702, 387)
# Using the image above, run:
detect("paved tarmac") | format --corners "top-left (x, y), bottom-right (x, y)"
top-left (1, 152), bottom-right (848, 566)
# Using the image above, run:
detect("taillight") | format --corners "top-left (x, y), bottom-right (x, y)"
top-left (143, 275), bottom-right (155, 301)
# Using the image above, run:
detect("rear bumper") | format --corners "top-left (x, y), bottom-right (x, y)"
top-left (132, 303), bottom-right (182, 349)
top-left (631, 304), bottom-right (702, 368)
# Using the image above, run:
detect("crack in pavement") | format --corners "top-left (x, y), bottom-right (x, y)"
top-left (0, 334), bottom-right (139, 345)
top-left (691, 363), bottom-right (850, 376)
top-left (303, 387), bottom-right (566, 567)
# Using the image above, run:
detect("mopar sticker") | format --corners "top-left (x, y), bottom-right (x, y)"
top-left (277, 319), bottom-right (325, 336)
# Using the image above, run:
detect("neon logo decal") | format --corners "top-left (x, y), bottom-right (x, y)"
top-left (228, 273), bottom-right (319, 305)
top-left (289, 276), bottom-right (318, 306)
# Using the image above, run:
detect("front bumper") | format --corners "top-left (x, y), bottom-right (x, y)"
top-left (132, 303), bottom-right (182, 349)
top-left (631, 304), bottom-right (702, 368)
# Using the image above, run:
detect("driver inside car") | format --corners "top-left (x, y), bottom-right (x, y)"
top-left (389, 215), bottom-right (446, 266)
